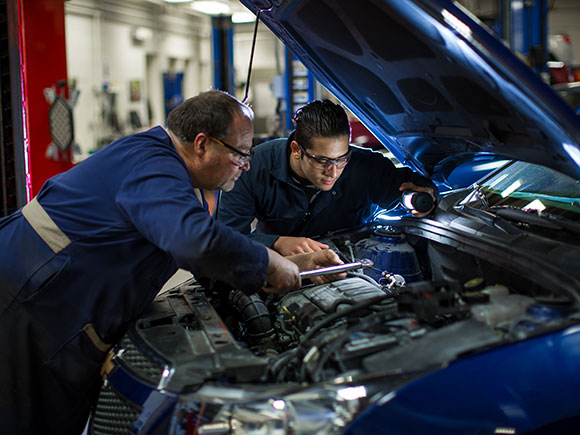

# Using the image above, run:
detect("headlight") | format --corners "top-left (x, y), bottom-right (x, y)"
top-left (169, 383), bottom-right (371, 434)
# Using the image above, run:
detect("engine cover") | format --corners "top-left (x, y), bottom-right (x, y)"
top-left (305, 277), bottom-right (386, 313)
top-left (275, 277), bottom-right (388, 335)
top-left (280, 277), bottom-right (385, 315)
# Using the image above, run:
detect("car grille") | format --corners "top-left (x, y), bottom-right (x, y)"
top-left (91, 335), bottom-right (165, 434)
top-left (118, 335), bottom-right (164, 384)
top-left (90, 384), bottom-right (141, 434)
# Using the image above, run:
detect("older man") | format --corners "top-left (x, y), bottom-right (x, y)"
top-left (0, 90), bottom-right (341, 434)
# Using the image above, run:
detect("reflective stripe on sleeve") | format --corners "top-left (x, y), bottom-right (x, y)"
top-left (193, 188), bottom-right (203, 205)
top-left (83, 324), bottom-right (111, 353)
top-left (21, 197), bottom-right (71, 254)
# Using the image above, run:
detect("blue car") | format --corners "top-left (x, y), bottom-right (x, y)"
top-left (90, 1), bottom-right (580, 434)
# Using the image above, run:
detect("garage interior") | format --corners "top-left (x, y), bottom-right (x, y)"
top-left (2, 0), bottom-right (580, 214)
top-left (1, 1), bottom-right (580, 434)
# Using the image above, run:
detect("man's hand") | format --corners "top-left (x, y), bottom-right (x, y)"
top-left (264, 248), bottom-right (301, 294)
top-left (286, 249), bottom-right (346, 285)
top-left (398, 182), bottom-right (436, 217)
top-left (272, 236), bottom-right (329, 256)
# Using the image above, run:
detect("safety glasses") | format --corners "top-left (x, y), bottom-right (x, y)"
top-left (297, 142), bottom-right (352, 170)
top-left (208, 136), bottom-right (254, 167)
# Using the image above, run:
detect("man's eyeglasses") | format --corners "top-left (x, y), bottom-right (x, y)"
top-left (297, 142), bottom-right (352, 170)
top-left (208, 136), bottom-right (254, 167)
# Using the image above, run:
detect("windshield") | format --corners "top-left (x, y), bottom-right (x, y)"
top-left (460, 161), bottom-right (580, 220)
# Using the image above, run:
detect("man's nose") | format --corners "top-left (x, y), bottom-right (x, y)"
top-left (241, 160), bottom-right (251, 171)
top-left (324, 164), bottom-right (338, 177)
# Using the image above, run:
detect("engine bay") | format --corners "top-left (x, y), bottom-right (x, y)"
top-left (90, 220), bottom-right (580, 434)
top-left (124, 222), bottom-right (580, 393)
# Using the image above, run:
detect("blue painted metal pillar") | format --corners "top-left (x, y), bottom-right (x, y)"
top-left (209, 15), bottom-right (235, 215)
top-left (284, 47), bottom-right (315, 133)
top-left (499, 0), bottom-right (548, 75)
top-left (212, 16), bottom-right (235, 93)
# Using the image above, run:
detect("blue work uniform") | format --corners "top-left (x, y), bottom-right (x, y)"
top-left (218, 133), bottom-right (436, 247)
top-left (0, 126), bottom-right (268, 434)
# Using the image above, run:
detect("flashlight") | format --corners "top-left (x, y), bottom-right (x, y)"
top-left (401, 190), bottom-right (434, 213)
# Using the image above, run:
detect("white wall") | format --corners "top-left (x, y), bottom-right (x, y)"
top-left (100, 21), bottom-right (146, 121)
top-left (233, 26), bottom-right (283, 136)
top-left (549, 0), bottom-right (580, 65)
top-left (65, 0), bottom-right (283, 157)
top-left (65, 0), bottom-right (212, 159)
top-left (64, 0), bottom-right (580, 156)
top-left (65, 11), bottom-right (100, 160)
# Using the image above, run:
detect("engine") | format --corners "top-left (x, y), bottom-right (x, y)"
top-left (219, 223), bottom-right (578, 385)
top-left (90, 221), bottom-right (580, 434)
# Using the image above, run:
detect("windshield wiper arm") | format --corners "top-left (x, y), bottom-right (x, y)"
top-left (543, 213), bottom-right (580, 236)
top-left (492, 207), bottom-right (580, 236)
top-left (492, 207), bottom-right (562, 229)
top-left (457, 205), bottom-right (522, 235)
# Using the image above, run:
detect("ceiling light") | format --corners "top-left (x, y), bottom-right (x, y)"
top-left (232, 11), bottom-right (256, 23)
top-left (163, 0), bottom-right (193, 3)
top-left (191, 1), bottom-right (231, 15)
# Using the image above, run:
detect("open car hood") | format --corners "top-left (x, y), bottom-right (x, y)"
top-left (240, 0), bottom-right (580, 180)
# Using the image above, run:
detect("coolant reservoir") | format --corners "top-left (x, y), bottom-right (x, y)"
top-left (354, 226), bottom-right (422, 283)
top-left (471, 294), bottom-right (534, 327)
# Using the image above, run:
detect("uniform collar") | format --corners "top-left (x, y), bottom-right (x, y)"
top-left (271, 131), bottom-right (297, 183)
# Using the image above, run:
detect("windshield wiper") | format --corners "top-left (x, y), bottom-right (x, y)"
top-left (491, 206), bottom-right (580, 236)
top-left (456, 205), bottom-right (522, 235)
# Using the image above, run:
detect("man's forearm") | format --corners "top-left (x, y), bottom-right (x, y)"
top-left (249, 232), bottom-right (280, 248)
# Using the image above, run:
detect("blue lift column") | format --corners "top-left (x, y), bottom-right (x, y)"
top-left (212, 16), bottom-right (235, 94)
top-left (498, 0), bottom-right (549, 77)
top-left (284, 47), bottom-right (316, 133)
top-left (209, 15), bottom-right (235, 215)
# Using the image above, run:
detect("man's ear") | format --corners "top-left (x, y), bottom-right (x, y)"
top-left (290, 140), bottom-right (301, 159)
top-left (192, 133), bottom-right (210, 157)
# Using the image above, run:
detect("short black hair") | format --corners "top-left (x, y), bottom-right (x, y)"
top-left (166, 89), bottom-right (254, 143)
top-left (293, 99), bottom-right (350, 150)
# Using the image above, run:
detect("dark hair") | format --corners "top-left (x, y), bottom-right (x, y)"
top-left (293, 99), bottom-right (350, 149)
top-left (166, 89), bottom-right (254, 143)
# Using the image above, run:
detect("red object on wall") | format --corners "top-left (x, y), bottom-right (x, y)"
top-left (18, 0), bottom-right (73, 198)
top-left (350, 120), bottom-right (381, 149)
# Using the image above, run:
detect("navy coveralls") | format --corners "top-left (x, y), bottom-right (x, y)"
top-left (0, 127), bottom-right (268, 434)
top-left (218, 134), bottom-right (436, 247)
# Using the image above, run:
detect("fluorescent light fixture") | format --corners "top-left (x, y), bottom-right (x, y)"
top-left (232, 11), bottom-right (256, 23)
top-left (191, 0), bottom-right (231, 15)
top-left (163, 0), bottom-right (193, 3)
